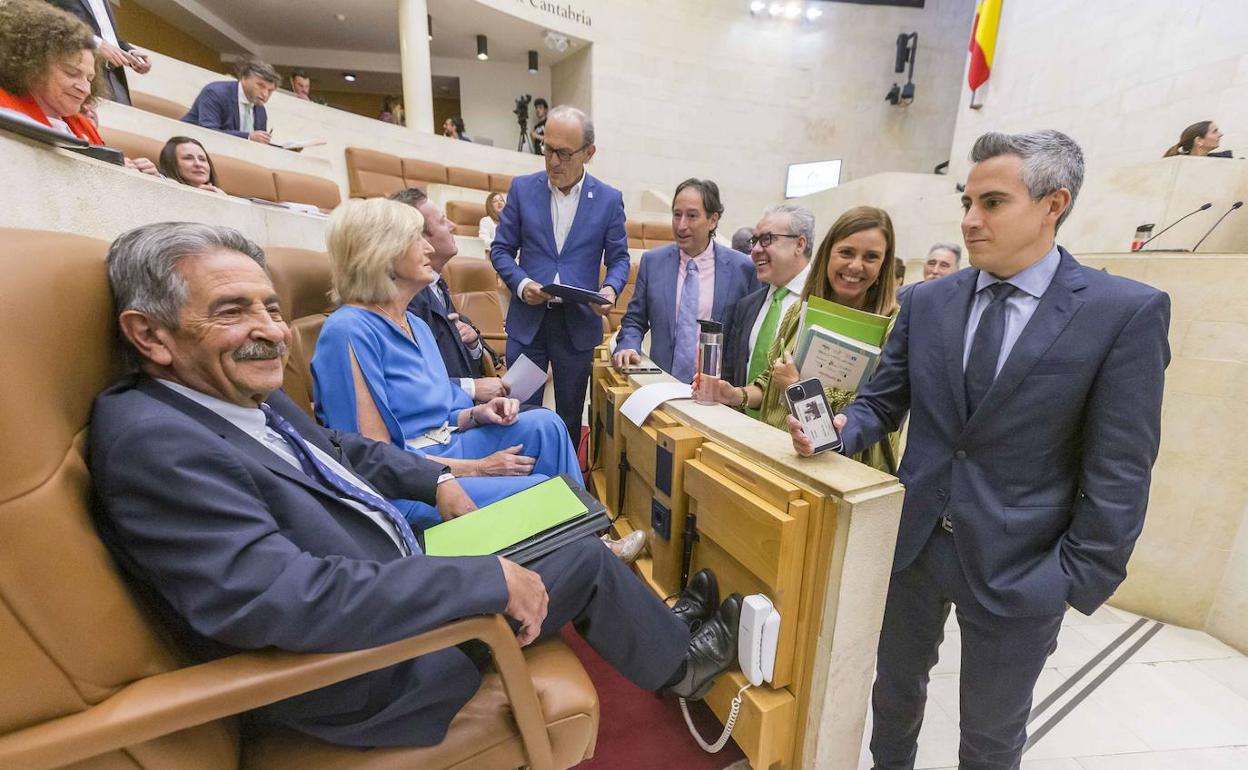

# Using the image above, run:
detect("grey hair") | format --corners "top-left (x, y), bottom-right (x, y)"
top-left (762, 203), bottom-right (815, 257)
top-left (969, 129), bottom-right (1085, 228)
top-left (107, 222), bottom-right (266, 330)
top-left (730, 227), bottom-right (754, 254)
top-left (237, 59), bottom-right (280, 85)
top-left (927, 241), bottom-right (963, 262)
top-left (548, 104), bottom-right (594, 146)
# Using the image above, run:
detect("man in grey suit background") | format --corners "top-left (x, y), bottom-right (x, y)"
top-left (612, 178), bottom-right (756, 381)
top-left (790, 130), bottom-right (1171, 769)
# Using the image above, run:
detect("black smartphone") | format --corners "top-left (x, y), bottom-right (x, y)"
top-left (785, 378), bottom-right (842, 454)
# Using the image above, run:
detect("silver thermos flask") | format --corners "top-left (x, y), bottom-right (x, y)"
top-left (693, 319), bottom-right (723, 405)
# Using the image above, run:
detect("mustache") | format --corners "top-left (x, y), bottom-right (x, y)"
top-left (233, 340), bottom-right (288, 361)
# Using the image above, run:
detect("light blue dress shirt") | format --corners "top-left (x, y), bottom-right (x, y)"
top-left (962, 244), bottom-right (1061, 377)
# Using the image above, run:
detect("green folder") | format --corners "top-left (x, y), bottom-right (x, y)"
top-left (803, 295), bottom-right (891, 347)
top-left (424, 476), bottom-right (591, 558)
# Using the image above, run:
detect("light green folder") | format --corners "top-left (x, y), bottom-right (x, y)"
top-left (803, 295), bottom-right (891, 347)
top-left (424, 476), bottom-right (589, 557)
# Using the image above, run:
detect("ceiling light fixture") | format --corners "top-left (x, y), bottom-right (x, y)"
top-left (334, 13), bottom-right (345, 22)
top-left (749, 0), bottom-right (766, 14)
top-left (476, 34), bottom-right (488, 61)
top-left (427, 14), bottom-right (432, 41)
top-left (805, 6), bottom-right (823, 20)
top-left (342, 72), bottom-right (356, 82)
top-left (543, 30), bottom-right (569, 53)
top-left (528, 49), bottom-right (539, 74)
top-left (784, 2), bottom-right (802, 18)
top-left (768, 2), bottom-right (784, 16)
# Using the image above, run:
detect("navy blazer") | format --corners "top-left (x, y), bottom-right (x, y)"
top-left (183, 80), bottom-right (268, 140)
top-left (720, 285), bottom-right (769, 387)
top-left (490, 171), bottom-right (631, 352)
top-left (613, 242), bottom-right (758, 376)
top-left (841, 249), bottom-right (1171, 617)
top-left (408, 281), bottom-right (483, 380)
top-left (89, 375), bottom-right (508, 747)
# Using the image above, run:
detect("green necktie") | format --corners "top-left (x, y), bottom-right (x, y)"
top-left (745, 287), bottom-right (789, 414)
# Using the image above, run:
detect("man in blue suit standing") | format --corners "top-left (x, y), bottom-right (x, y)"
top-left (490, 105), bottom-right (631, 441)
top-left (790, 130), bottom-right (1170, 769)
top-left (611, 178), bottom-right (756, 382)
top-left (183, 60), bottom-right (277, 143)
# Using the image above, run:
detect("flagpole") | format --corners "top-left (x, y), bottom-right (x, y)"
top-left (970, 87), bottom-right (984, 110)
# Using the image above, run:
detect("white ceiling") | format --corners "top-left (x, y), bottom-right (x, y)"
top-left (142, 0), bottom-right (588, 64)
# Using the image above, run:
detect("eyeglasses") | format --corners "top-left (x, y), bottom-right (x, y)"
top-left (542, 142), bottom-right (590, 163)
top-left (749, 232), bottom-right (801, 249)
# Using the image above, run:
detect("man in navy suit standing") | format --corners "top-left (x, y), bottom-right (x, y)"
top-left (183, 60), bottom-right (277, 143)
top-left (790, 130), bottom-right (1170, 769)
top-left (490, 105), bottom-right (631, 441)
top-left (46, 0), bottom-right (151, 106)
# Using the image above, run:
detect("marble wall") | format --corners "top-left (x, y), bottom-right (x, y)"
top-left (947, 0), bottom-right (1248, 181)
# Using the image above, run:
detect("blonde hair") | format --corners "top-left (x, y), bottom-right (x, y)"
top-left (325, 198), bottom-right (425, 304)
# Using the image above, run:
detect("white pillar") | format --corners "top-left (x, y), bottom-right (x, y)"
top-left (398, 0), bottom-right (434, 134)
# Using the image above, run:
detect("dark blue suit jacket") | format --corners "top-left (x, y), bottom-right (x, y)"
top-left (89, 375), bottom-right (507, 747)
top-left (613, 242), bottom-right (758, 375)
top-left (720, 285), bottom-right (769, 387)
top-left (841, 248), bottom-right (1170, 617)
top-left (490, 171), bottom-right (631, 352)
top-left (182, 80), bottom-right (268, 140)
top-left (408, 280), bottom-right (482, 380)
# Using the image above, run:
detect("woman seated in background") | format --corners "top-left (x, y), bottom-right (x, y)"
top-left (378, 95), bottom-right (404, 125)
top-left (158, 136), bottom-right (224, 193)
top-left (311, 199), bottom-right (584, 528)
top-left (479, 191), bottom-right (505, 248)
top-left (715, 206), bottom-right (901, 473)
top-left (1164, 120), bottom-right (1231, 158)
top-left (0, 0), bottom-right (103, 145)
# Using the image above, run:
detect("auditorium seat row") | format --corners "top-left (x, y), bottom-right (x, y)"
top-left (0, 228), bottom-right (599, 770)
top-left (100, 126), bottom-right (343, 211)
top-left (346, 146), bottom-right (512, 199)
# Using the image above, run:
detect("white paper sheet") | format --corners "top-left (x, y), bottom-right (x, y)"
top-left (501, 354), bottom-right (547, 403)
top-left (620, 382), bottom-right (693, 426)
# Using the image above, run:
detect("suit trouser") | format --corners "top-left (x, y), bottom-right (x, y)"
top-left (506, 304), bottom-right (595, 443)
top-left (870, 525), bottom-right (1063, 770)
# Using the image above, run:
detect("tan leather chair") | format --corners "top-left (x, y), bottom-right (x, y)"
top-left (98, 126), bottom-right (164, 165)
top-left (0, 229), bottom-right (598, 770)
top-left (214, 154), bottom-right (279, 201)
top-left (447, 200), bottom-right (487, 238)
top-left (402, 157), bottom-right (449, 188)
top-left (345, 147), bottom-right (405, 198)
top-left (443, 257), bottom-right (508, 351)
top-left (265, 247), bottom-right (336, 417)
top-left (625, 221), bottom-right (645, 250)
top-left (601, 260), bottom-right (641, 332)
top-left (446, 166), bottom-right (490, 192)
top-left (273, 170), bottom-right (342, 212)
top-left (130, 91), bottom-right (189, 121)
top-left (642, 221), bottom-right (675, 250)
top-left (488, 173), bottom-right (513, 193)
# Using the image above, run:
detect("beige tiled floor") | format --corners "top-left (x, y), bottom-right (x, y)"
top-left (856, 606), bottom-right (1248, 769)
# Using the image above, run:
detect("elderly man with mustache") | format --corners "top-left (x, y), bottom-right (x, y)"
top-left (87, 222), bottom-right (742, 749)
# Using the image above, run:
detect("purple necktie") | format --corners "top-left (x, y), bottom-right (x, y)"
top-left (260, 403), bottom-right (422, 556)
top-left (672, 259), bottom-right (700, 383)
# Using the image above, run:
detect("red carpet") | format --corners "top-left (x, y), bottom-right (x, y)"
top-left (560, 627), bottom-right (746, 770)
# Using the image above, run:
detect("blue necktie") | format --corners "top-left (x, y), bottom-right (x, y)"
top-left (260, 403), bottom-right (422, 556)
top-left (672, 259), bottom-right (700, 383)
top-left (964, 282), bottom-right (1018, 415)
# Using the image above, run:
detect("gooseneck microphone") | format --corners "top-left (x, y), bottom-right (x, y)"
top-left (1137, 202), bottom-right (1213, 250)
top-left (1192, 201), bottom-right (1244, 252)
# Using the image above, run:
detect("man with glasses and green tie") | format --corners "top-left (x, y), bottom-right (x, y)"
top-left (720, 204), bottom-right (814, 415)
top-left (490, 105), bottom-right (631, 443)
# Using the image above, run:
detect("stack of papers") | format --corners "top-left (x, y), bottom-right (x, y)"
top-left (795, 296), bottom-right (891, 392)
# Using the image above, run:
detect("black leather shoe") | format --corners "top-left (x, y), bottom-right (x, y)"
top-left (672, 568), bottom-right (718, 633)
top-left (669, 593), bottom-right (743, 701)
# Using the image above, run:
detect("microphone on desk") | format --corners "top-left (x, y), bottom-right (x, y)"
top-left (1136, 202), bottom-right (1213, 251)
top-left (1192, 201), bottom-right (1244, 252)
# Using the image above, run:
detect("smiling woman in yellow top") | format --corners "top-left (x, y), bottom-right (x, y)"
top-left (715, 205), bottom-right (901, 472)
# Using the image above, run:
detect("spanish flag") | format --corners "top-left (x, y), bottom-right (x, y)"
top-left (968, 0), bottom-right (1002, 91)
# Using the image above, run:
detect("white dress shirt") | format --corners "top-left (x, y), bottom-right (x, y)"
top-left (518, 171), bottom-right (586, 301)
top-left (157, 379), bottom-right (408, 555)
top-left (749, 263), bottom-right (812, 352)
top-left (479, 217), bottom-right (497, 248)
top-left (238, 83), bottom-right (255, 133)
top-left (962, 244), bottom-right (1061, 378)
top-left (85, 0), bottom-right (120, 48)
